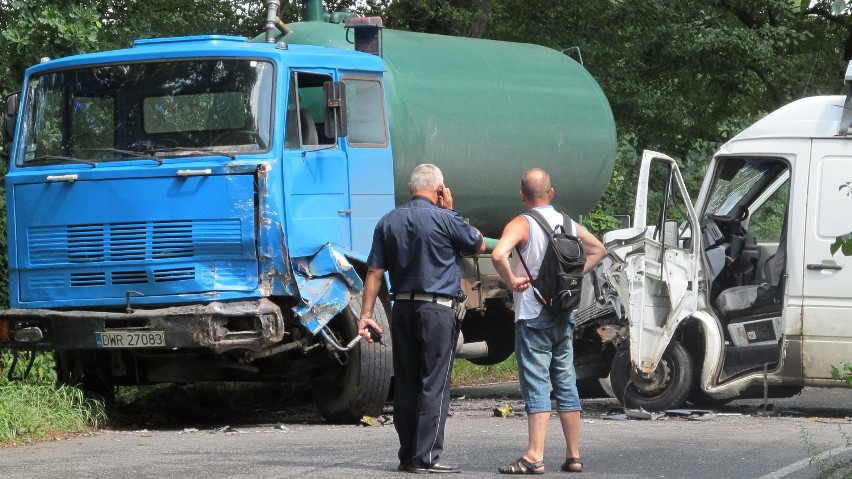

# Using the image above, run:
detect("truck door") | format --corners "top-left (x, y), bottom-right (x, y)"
top-left (801, 140), bottom-right (852, 379)
top-left (283, 70), bottom-right (351, 257)
top-left (611, 150), bottom-right (702, 373)
top-left (340, 74), bottom-right (395, 257)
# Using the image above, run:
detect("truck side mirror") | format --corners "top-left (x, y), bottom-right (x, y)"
top-left (2, 92), bottom-right (19, 166)
top-left (323, 81), bottom-right (347, 139)
top-left (4, 92), bottom-right (19, 144)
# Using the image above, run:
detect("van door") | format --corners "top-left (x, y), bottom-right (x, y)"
top-left (801, 140), bottom-right (852, 379)
top-left (611, 150), bottom-right (702, 372)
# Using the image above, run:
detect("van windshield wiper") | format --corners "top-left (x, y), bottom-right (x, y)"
top-left (81, 148), bottom-right (165, 165)
top-left (144, 147), bottom-right (237, 162)
top-left (26, 155), bottom-right (97, 168)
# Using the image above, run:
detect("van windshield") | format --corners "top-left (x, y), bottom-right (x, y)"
top-left (705, 158), bottom-right (783, 217)
top-left (18, 59), bottom-right (274, 166)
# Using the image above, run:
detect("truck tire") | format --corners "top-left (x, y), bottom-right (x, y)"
top-left (610, 340), bottom-right (693, 411)
top-left (313, 296), bottom-right (393, 423)
top-left (54, 351), bottom-right (116, 404)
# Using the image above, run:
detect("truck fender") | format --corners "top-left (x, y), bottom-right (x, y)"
top-left (291, 243), bottom-right (364, 334)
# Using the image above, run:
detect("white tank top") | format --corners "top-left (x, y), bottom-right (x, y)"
top-left (511, 205), bottom-right (577, 320)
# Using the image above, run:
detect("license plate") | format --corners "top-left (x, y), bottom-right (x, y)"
top-left (96, 331), bottom-right (165, 348)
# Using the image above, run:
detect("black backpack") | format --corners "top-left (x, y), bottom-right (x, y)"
top-left (515, 209), bottom-right (586, 313)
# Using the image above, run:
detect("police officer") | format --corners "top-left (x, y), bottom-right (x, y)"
top-left (358, 164), bottom-right (485, 474)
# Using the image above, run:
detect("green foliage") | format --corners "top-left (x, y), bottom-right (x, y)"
top-left (832, 362), bottom-right (852, 387)
top-left (582, 209), bottom-right (623, 239)
top-left (0, 383), bottom-right (105, 443)
top-left (0, 350), bottom-right (57, 385)
top-left (800, 426), bottom-right (852, 479)
top-left (0, 350), bottom-right (104, 444)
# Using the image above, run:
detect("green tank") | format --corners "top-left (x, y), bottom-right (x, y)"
top-left (266, 13), bottom-right (616, 236)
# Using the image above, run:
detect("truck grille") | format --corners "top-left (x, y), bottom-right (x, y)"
top-left (28, 219), bottom-right (241, 264)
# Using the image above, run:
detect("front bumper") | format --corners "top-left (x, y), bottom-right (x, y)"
top-left (0, 299), bottom-right (285, 354)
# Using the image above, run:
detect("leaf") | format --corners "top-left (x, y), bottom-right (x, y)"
top-left (832, 0), bottom-right (848, 16)
top-left (830, 237), bottom-right (842, 255)
top-left (843, 238), bottom-right (852, 256)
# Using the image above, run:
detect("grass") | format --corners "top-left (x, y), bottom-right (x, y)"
top-left (0, 351), bottom-right (106, 445)
top-left (0, 383), bottom-right (106, 444)
top-left (452, 354), bottom-right (518, 385)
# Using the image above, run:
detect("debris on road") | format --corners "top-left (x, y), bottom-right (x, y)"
top-left (213, 425), bottom-right (237, 434)
top-left (493, 403), bottom-right (514, 418)
top-left (665, 409), bottom-right (714, 421)
top-left (360, 416), bottom-right (382, 427)
top-left (626, 408), bottom-right (665, 420)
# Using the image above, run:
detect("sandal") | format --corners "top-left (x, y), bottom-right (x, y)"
top-left (498, 456), bottom-right (545, 475)
top-left (560, 457), bottom-right (583, 473)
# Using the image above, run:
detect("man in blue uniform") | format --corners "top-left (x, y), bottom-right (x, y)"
top-left (358, 163), bottom-right (485, 474)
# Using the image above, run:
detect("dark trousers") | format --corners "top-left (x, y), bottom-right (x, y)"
top-left (391, 300), bottom-right (459, 468)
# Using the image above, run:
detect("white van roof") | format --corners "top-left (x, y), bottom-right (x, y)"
top-left (729, 95), bottom-right (847, 142)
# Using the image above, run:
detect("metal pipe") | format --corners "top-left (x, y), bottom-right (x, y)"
top-left (265, 0), bottom-right (281, 43)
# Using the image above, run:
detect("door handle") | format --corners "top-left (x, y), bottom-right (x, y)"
top-left (338, 209), bottom-right (352, 215)
top-left (176, 169), bottom-right (212, 177)
top-left (806, 263), bottom-right (843, 271)
top-left (46, 174), bottom-right (78, 183)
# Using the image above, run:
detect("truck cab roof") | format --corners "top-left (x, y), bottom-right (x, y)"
top-left (25, 34), bottom-right (386, 76)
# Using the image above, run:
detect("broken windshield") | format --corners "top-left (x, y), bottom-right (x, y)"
top-left (17, 59), bottom-right (274, 166)
top-left (705, 158), bottom-right (783, 217)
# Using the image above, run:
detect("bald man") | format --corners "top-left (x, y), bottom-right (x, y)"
top-left (491, 168), bottom-right (605, 474)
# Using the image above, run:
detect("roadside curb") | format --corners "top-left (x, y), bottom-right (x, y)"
top-left (452, 381), bottom-right (522, 399)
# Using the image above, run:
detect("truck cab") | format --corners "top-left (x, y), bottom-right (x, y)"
top-left (603, 83), bottom-right (852, 409)
top-left (0, 33), bottom-right (395, 422)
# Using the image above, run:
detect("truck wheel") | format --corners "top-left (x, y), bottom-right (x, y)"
top-left (610, 340), bottom-right (693, 411)
top-left (462, 301), bottom-right (515, 366)
top-left (312, 296), bottom-right (393, 423)
top-left (54, 351), bottom-right (116, 404)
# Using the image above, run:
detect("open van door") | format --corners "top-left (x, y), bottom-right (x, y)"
top-left (607, 150), bottom-right (703, 410)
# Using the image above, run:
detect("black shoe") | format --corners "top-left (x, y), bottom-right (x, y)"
top-left (408, 463), bottom-right (461, 474)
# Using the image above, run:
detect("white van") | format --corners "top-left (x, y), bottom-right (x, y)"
top-left (601, 80), bottom-right (852, 409)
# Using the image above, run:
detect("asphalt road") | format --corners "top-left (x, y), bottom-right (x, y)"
top-left (2, 384), bottom-right (850, 479)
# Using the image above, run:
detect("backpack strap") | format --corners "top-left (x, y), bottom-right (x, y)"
top-left (526, 208), bottom-right (577, 237)
top-left (525, 208), bottom-right (559, 238)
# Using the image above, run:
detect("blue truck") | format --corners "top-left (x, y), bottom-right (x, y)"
top-left (0, 0), bottom-right (616, 422)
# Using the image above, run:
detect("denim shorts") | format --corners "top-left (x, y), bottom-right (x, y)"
top-left (515, 309), bottom-right (581, 414)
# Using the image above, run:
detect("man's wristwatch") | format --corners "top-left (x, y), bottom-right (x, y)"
top-left (360, 315), bottom-right (373, 320)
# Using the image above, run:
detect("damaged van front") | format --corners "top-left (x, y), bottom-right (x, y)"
top-left (603, 102), bottom-right (852, 409)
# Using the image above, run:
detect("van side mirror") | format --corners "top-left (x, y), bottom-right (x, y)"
top-left (323, 81), bottom-right (347, 138)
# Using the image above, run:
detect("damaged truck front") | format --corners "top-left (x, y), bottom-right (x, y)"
top-left (0, 0), bottom-right (617, 423)
top-left (588, 69), bottom-right (852, 409)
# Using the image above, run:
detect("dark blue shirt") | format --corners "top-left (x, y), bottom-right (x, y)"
top-left (367, 196), bottom-right (483, 297)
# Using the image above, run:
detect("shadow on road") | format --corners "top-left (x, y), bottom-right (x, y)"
top-left (108, 383), bottom-right (325, 430)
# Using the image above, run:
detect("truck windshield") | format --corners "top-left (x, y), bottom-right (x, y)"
top-left (17, 59), bottom-right (274, 166)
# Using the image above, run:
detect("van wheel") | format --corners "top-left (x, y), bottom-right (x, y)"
top-left (312, 296), bottom-right (393, 424)
top-left (610, 340), bottom-right (693, 411)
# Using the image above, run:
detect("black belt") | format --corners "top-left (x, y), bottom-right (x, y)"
top-left (394, 292), bottom-right (455, 307)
